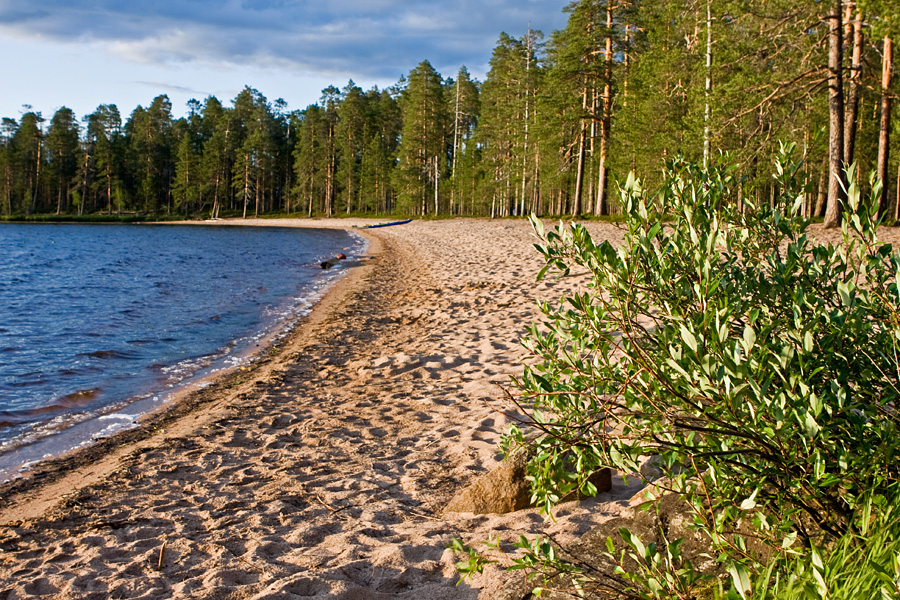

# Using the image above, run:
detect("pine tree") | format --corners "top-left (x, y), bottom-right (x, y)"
top-left (126, 96), bottom-right (173, 214)
top-left (199, 96), bottom-right (229, 218)
top-left (293, 104), bottom-right (330, 217)
top-left (477, 33), bottom-right (532, 218)
top-left (0, 118), bottom-right (16, 216)
top-left (11, 111), bottom-right (44, 214)
top-left (88, 105), bottom-right (123, 214)
top-left (395, 60), bottom-right (447, 215)
top-left (448, 66), bottom-right (481, 215)
top-left (45, 107), bottom-right (80, 214)
top-left (336, 81), bottom-right (368, 214)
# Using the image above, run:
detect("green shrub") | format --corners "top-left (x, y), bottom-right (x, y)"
top-left (499, 147), bottom-right (900, 596)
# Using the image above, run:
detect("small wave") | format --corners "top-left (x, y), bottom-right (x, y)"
top-left (15, 370), bottom-right (45, 379)
top-left (59, 366), bottom-right (103, 376)
top-left (0, 388), bottom-right (101, 427)
top-left (77, 349), bottom-right (140, 360)
top-left (99, 413), bottom-right (138, 421)
top-left (56, 388), bottom-right (102, 406)
top-left (7, 379), bottom-right (46, 389)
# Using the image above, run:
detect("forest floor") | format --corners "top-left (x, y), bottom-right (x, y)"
top-left (0, 217), bottom-right (893, 599)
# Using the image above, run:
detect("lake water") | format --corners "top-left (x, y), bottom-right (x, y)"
top-left (0, 223), bottom-right (364, 481)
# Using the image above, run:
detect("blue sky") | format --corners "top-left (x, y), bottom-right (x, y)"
top-left (0, 0), bottom-right (568, 122)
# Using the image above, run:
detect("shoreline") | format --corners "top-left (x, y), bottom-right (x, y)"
top-left (0, 220), bottom-right (370, 485)
top-left (0, 222), bottom-right (380, 522)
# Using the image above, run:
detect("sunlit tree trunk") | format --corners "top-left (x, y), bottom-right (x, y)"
top-left (241, 155), bottom-right (249, 219)
top-left (824, 0), bottom-right (845, 229)
top-left (703, 0), bottom-right (713, 167)
top-left (879, 37), bottom-right (893, 216)
top-left (843, 4), bottom-right (863, 166)
top-left (573, 87), bottom-right (588, 217)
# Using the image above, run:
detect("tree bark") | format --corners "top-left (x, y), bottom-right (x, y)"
top-left (573, 87), bottom-right (588, 217)
top-left (242, 156), bottom-right (249, 219)
top-left (521, 30), bottom-right (532, 219)
top-left (596, 0), bottom-right (613, 216)
top-left (434, 155), bottom-right (439, 216)
top-left (878, 36), bottom-right (893, 215)
top-left (823, 0), bottom-right (845, 229)
top-left (815, 166), bottom-right (827, 217)
top-left (703, 0), bottom-right (713, 167)
top-left (451, 73), bottom-right (461, 216)
top-left (843, 5), bottom-right (863, 166)
top-left (32, 132), bottom-right (43, 214)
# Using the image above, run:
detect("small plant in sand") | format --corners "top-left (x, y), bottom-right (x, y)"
top-left (467, 147), bottom-right (900, 598)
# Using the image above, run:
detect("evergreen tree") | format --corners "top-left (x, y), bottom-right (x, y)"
top-left (359, 87), bottom-right (401, 214)
top-left (126, 96), bottom-right (174, 214)
top-left (88, 105), bottom-right (123, 214)
top-left (292, 101), bottom-right (334, 217)
top-left (199, 96), bottom-right (229, 218)
top-left (173, 106), bottom-right (203, 216)
top-left (447, 66), bottom-right (481, 215)
top-left (395, 60), bottom-right (447, 215)
top-left (0, 118), bottom-right (16, 216)
top-left (477, 33), bottom-right (530, 218)
top-left (46, 107), bottom-right (80, 214)
top-left (335, 81), bottom-right (367, 214)
top-left (11, 111), bottom-right (44, 214)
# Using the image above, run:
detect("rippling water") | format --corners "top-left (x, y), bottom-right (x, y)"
top-left (0, 223), bottom-right (363, 479)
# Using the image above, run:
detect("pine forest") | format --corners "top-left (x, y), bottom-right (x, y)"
top-left (1, 0), bottom-right (898, 222)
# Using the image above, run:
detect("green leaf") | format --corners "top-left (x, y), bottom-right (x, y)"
top-left (802, 411), bottom-right (821, 437)
top-left (781, 531), bottom-right (798, 549)
top-left (743, 325), bottom-right (756, 352)
top-left (680, 324), bottom-right (698, 353)
top-left (813, 450), bottom-right (824, 481)
top-left (729, 563), bottom-right (752, 600)
top-left (838, 280), bottom-right (852, 307)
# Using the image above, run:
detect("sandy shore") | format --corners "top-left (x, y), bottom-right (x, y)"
top-left (1, 218), bottom-right (896, 599)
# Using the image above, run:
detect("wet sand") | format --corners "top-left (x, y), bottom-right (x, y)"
top-left (0, 218), bottom-right (894, 599)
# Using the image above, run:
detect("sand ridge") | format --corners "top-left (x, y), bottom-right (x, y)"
top-left (0, 218), bottom-right (894, 599)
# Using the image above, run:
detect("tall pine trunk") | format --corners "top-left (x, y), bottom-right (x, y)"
top-left (703, 0), bottom-right (713, 166)
top-left (844, 5), bottom-right (863, 166)
top-left (451, 74), bottom-right (461, 216)
top-left (824, 0), bottom-right (845, 230)
top-left (880, 37), bottom-right (893, 216)
top-left (573, 87), bottom-right (588, 217)
top-left (596, 0), bottom-right (613, 217)
top-left (241, 155), bottom-right (249, 219)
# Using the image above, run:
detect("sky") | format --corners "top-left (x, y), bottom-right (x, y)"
top-left (0, 0), bottom-right (569, 122)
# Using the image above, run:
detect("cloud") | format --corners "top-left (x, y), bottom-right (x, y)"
top-left (134, 81), bottom-right (211, 97)
top-left (0, 0), bottom-right (569, 81)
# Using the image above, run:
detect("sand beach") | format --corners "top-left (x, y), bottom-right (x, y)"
top-left (0, 217), bottom-right (894, 599)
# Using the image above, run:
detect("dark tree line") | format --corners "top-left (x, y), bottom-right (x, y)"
top-left (1, 0), bottom-right (897, 220)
